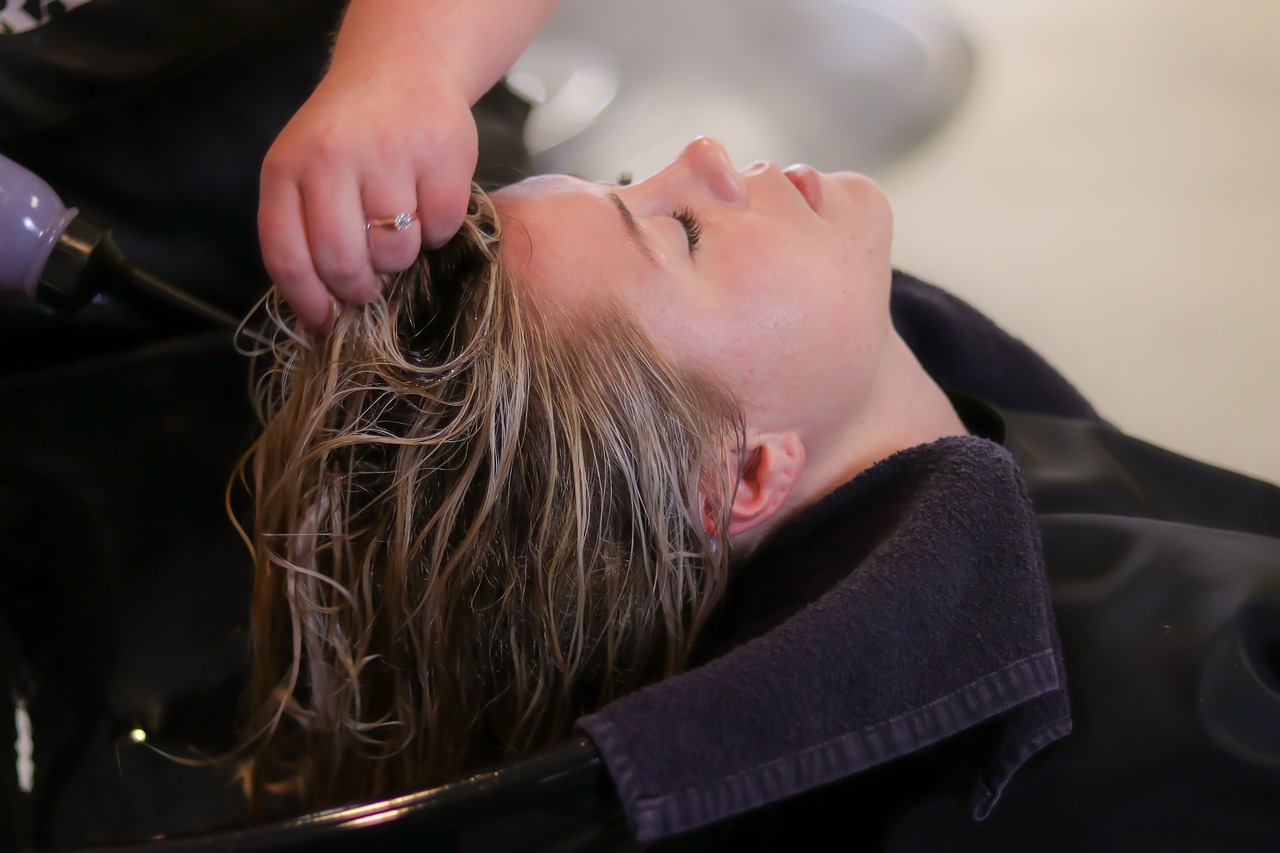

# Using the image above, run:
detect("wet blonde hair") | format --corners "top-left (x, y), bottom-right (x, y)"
top-left (237, 186), bottom-right (744, 812)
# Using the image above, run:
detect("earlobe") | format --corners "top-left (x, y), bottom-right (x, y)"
top-left (726, 433), bottom-right (806, 538)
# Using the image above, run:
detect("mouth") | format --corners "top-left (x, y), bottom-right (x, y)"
top-left (783, 165), bottom-right (823, 213)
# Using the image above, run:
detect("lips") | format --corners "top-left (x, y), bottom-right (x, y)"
top-left (783, 165), bottom-right (823, 212)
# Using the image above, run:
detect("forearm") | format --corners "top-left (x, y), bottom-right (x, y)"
top-left (331, 0), bottom-right (560, 104)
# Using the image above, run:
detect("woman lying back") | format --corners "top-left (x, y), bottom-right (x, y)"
top-left (242, 136), bottom-right (969, 810)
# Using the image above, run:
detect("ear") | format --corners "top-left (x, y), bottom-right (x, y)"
top-left (724, 433), bottom-right (806, 538)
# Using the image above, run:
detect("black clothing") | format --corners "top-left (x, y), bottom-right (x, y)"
top-left (0, 0), bottom-right (532, 372)
top-left (895, 408), bottom-right (1280, 851)
top-left (890, 276), bottom-right (1099, 422)
top-left (0, 0), bottom-right (348, 308)
top-left (0, 0), bottom-right (532, 304)
top-left (583, 373), bottom-right (1280, 848)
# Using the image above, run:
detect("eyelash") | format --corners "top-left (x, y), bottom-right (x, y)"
top-left (673, 207), bottom-right (702, 252)
top-left (612, 174), bottom-right (700, 252)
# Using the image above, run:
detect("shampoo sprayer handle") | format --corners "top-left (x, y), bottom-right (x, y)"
top-left (0, 150), bottom-right (77, 300)
top-left (0, 151), bottom-right (242, 330)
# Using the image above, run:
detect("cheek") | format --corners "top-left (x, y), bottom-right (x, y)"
top-left (633, 223), bottom-right (891, 410)
top-left (720, 245), bottom-right (855, 349)
top-left (737, 242), bottom-right (890, 391)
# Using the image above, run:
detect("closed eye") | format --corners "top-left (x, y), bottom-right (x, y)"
top-left (673, 207), bottom-right (702, 252)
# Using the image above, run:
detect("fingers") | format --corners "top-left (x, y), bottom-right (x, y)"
top-left (304, 170), bottom-right (380, 306)
top-left (262, 158), bottom-right (421, 329)
top-left (417, 119), bottom-right (479, 249)
top-left (258, 73), bottom-right (481, 328)
top-left (258, 177), bottom-right (334, 331)
top-left (418, 174), bottom-right (472, 249)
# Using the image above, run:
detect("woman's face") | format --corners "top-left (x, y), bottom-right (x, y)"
top-left (493, 137), bottom-right (894, 444)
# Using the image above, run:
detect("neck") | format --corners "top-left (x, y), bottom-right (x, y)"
top-left (797, 331), bottom-right (967, 508)
top-left (727, 330), bottom-right (968, 556)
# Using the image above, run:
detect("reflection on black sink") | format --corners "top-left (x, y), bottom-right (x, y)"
top-left (0, 335), bottom-right (630, 853)
top-left (1, 334), bottom-right (253, 848)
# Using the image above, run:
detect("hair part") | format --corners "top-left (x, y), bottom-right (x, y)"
top-left (237, 185), bottom-right (744, 813)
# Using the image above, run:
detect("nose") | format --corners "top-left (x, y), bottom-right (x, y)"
top-left (670, 137), bottom-right (747, 205)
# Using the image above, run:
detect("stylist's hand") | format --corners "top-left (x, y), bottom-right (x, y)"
top-left (258, 54), bottom-right (477, 330)
top-left (258, 0), bottom-right (560, 329)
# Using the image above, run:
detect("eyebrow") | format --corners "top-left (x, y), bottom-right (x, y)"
top-left (607, 191), bottom-right (657, 264)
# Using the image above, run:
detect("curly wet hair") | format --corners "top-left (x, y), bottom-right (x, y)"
top-left (235, 185), bottom-right (744, 813)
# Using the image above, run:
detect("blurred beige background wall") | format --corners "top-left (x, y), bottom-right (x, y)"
top-left (879, 0), bottom-right (1280, 482)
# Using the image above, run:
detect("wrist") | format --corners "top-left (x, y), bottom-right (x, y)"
top-left (328, 0), bottom-right (559, 104)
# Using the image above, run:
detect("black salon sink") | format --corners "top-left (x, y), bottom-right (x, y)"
top-left (0, 333), bottom-right (637, 852)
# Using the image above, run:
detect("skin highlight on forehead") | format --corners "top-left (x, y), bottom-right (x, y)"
top-left (494, 179), bottom-right (655, 322)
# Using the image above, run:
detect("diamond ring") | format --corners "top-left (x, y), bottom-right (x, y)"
top-left (366, 211), bottom-right (418, 232)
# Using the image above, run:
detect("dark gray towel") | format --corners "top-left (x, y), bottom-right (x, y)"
top-left (578, 436), bottom-right (1071, 841)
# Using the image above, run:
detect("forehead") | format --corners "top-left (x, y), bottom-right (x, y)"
top-left (493, 176), bottom-right (652, 311)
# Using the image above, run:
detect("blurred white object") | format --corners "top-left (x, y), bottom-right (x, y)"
top-left (880, 0), bottom-right (1280, 484)
top-left (510, 0), bottom-right (972, 177)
